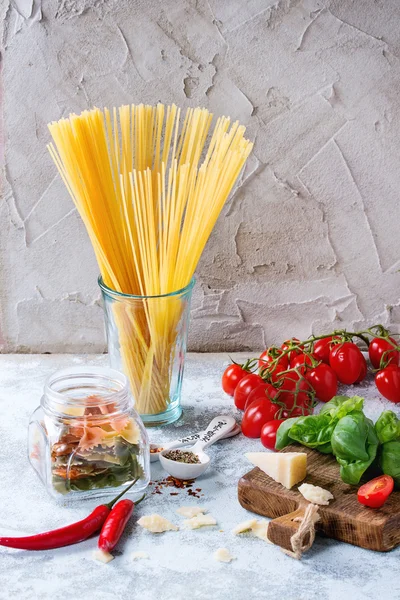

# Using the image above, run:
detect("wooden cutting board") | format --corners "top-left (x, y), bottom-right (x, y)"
top-left (238, 445), bottom-right (400, 552)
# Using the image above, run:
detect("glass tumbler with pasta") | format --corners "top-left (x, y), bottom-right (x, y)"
top-left (47, 103), bottom-right (253, 425)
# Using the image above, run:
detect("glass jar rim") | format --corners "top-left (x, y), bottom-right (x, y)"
top-left (98, 276), bottom-right (195, 300)
top-left (43, 366), bottom-right (129, 416)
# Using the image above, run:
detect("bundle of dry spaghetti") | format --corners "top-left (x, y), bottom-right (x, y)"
top-left (47, 103), bottom-right (253, 416)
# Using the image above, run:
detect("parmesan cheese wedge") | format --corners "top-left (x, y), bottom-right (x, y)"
top-left (245, 451), bottom-right (307, 489)
top-left (137, 514), bottom-right (178, 533)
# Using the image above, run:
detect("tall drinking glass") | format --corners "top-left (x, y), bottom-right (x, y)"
top-left (99, 277), bottom-right (195, 426)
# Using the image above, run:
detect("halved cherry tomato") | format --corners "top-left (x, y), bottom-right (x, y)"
top-left (260, 419), bottom-right (285, 450)
top-left (369, 337), bottom-right (400, 369)
top-left (306, 363), bottom-right (337, 402)
top-left (276, 371), bottom-right (314, 414)
top-left (259, 348), bottom-right (289, 373)
top-left (354, 355), bottom-right (367, 383)
top-left (329, 342), bottom-right (364, 384)
top-left (290, 353), bottom-right (314, 374)
top-left (313, 336), bottom-right (340, 364)
top-left (241, 398), bottom-right (279, 438)
top-left (281, 338), bottom-right (303, 364)
top-left (375, 366), bottom-right (400, 403)
top-left (244, 382), bottom-right (278, 411)
top-left (357, 475), bottom-right (394, 508)
top-left (222, 364), bottom-right (249, 396)
top-left (233, 373), bottom-right (263, 410)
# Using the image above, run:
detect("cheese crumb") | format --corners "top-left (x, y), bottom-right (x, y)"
top-left (183, 513), bottom-right (217, 529)
top-left (214, 548), bottom-right (234, 563)
top-left (298, 483), bottom-right (334, 506)
top-left (93, 550), bottom-right (114, 564)
top-left (251, 520), bottom-right (271, 543)
top-left (137, 514), bottom-right (179, 533)
top-left (132, 551), bottom-right (150, 560)
top-left (176, 506), bottom-right (206, 518)
top-left (232, 519), bottom-right (257, 535)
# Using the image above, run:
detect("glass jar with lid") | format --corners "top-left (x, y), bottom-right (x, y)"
top-left (28, 366), bottom-right (150, 500)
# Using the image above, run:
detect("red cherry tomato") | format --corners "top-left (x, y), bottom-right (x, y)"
top-left (306, 363), bottom-right (338, 402)
top-left (313, 336), bottom-right (340, 364)
top-left (290, 353), bottom-right (314, 373)
top-left (329, 342), bottom-right (364, 384)
top-left (233, 373), bottom-right (263, 410)
top-left (276, 371), bottom-right (313, 414)
top-left (222, 364), bottom-right (249, 396)
top-left (260, 419), bottom-right (285, 450)
top-left (354, 355), bottom-right (367, 383)
top-left (369, 337), bottom-right (400, 369)
top-left (281, 338), bottom-right (303, 363)
top-left (357, 475), bottom-right (394, 509)
top-left (244, 382), bottom-right (278, 411)
top-left (241, 398), bottom-right (279, 438)
top-left (259, 348), bottom-right (289, 372)
top-left (375, 366), bottom-right (400, 403)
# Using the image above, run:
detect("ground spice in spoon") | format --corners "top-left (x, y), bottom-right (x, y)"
top-left (163, 449), bottom-right (200, 464)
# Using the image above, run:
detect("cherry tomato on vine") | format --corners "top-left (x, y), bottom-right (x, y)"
top-left (313, 336), bottom-right (340, 364)
top-left (241, 398), bottom-right (279, 438)
top-left (233, 373), bottom-right (263, 410)
top-left (276, 371), bottom-right (314, 414)
top-left (222, 364), bottom-right (249, 396)
top-left (369, 337), bottom-right (400, 369)
top-left (281, 338), bottom-right (303, 363)
top-left (354, 355), bottom-right (367, 383)
top-left (357, 475), bottom-right (394, 509)
top-left (244, 382), bottom-right (278, 411)
top-left (260, 419), bottom-right (285, 450)
top-left (329, 342), bottom-right (364, 384)
top-left (259, 348), bottom-right (289, 372)
top-left (305, 363), bottom-right (337, 402)
top-left (290, 353), bottom-right (314, 374)
top-left (375, 366), bottom-right (400, 403)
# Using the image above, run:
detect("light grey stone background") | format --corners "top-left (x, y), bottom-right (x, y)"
top-left (1, 353), bottom-right (399, 600)
top-left (2, 0), bottom-right (400, 353)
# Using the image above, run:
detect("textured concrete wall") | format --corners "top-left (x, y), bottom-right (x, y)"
top-left (2, 0), bottom-right (400, 353)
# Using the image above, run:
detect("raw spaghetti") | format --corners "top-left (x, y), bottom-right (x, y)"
top-left (47, 104), bottom-right (253, 416)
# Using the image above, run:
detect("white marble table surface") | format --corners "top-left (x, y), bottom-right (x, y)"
top-left (0, 353), bottom-right (399, 600)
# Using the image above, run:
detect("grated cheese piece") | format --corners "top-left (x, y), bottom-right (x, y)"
top-left (232, 519), bottom-right (257, 535)
top-left (184, 513), bottom-right (217, 529)
top-left (93, 550), bottom-right (114, 564)
top-left (137, 514), bottom-right (178, 533)
top-left (251, 520), bottom-right (271, 543)
top-left (246, 451), bottom-right (307, 489)
top-left (214, 548), bottom-right (234, 563)
top-left (298, 483), bottom-right (334, 506)
top-left (132, 551), bottom-right (150, 560)
top-left (176, 506), bottom-right (206, 518)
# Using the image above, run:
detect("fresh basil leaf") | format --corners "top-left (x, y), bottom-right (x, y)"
top-left (275, 417), bottom-right (299, 450)
top-left (380, 440), bottom-right (400, 487)
top-left (334, 418), bottom-right (378, 485)
top-left (288, 414), bottom-right (337, 449)
top-left (319, 395), bottom-right (364, 419)
top-left (375, 411), bottom-right (400, 444)
top-left (331, 412), bottom-right (371, 461)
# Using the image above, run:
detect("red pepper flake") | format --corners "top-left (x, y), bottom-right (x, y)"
top-left (170, 492), bottom-right (178, 496)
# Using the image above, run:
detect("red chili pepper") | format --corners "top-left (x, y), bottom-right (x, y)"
top-left (98, 494), bottom-right (144, 553)
top-left (0, 479), bottom-right (139, 551)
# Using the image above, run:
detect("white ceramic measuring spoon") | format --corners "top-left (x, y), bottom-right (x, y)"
top-left (150, 419), bottom-right (240, 462)
top-left (159, 415), bottom-right (237, 479)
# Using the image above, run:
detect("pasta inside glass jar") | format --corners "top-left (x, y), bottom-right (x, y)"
top-left (28, 366), bottom-right (150, 500)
